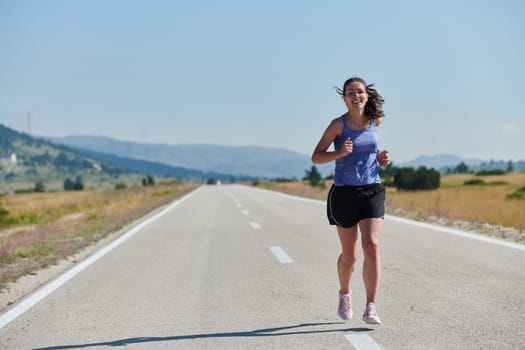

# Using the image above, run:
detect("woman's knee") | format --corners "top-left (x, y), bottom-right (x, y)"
top-left (362, 241), bottom-right (380, 261)
top-left (339, 252), bottom-right (357, 267)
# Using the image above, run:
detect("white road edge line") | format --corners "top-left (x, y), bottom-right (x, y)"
top-left (384, 214), bottom-right (525, 251)
top-left (247, 185), bottom-right (525, 252)
top-left (250, 221), bottom-right (262, 230)
top-left (242, 210), bottom-right (249, 216)
top-left (345, 333), bottom-right (384, 350)
top-left (269, 246), bottom-right (294, 264)
top-left (0, 187), bottom-right (202, 330)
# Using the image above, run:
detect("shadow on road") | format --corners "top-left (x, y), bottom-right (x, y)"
top-left (34, 322), bottom-right (374, 349)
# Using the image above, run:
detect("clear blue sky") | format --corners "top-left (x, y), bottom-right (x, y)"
top-left (1, 0), bottom-right (523, 162)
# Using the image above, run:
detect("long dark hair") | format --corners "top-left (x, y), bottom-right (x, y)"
top-left (335, 77), bottom-right (385, 120)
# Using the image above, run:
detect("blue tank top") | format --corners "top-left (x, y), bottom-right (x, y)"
top-left (333, 115), bottom-right (381, 186)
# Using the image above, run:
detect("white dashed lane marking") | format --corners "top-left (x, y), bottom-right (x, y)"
top-left (345, 333), bottom-right (384, 350)
top-left (250, 222), bottom-right (262, 230)
top-left (269, 246), bottom-right (293, 264)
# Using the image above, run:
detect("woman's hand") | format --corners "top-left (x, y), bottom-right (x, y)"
top-left (377, 150), bottom-right (390, 167)
top-left (339, 137), bottom-right (353, 157)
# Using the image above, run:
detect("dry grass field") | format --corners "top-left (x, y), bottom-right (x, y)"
top-left (0, 182), bottom-right (199, 291)
top-left (257, 172), bottom-right (525, 233)
top-left (387, 174), bottom-right (525, 229)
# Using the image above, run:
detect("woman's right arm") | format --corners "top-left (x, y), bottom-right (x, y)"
top-left (311, 119), bottom-right (351, 164)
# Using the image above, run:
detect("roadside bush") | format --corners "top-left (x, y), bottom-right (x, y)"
top-left (303, 165), bottom-right (322, 187)
top-left (34, 181), bottom-right (46, 193)
top-left (0, 193), bottom-right (8, 223)
top-left (274, 177), bottom-right (297, 183)
top-left (508, 186), bottom-right (525, 199)
top-left (476, 169), bottom-right (506, 176)
top-left (159, 179), bottom-right (182, 186)
top-left (73, 181), bottom-right (84, 191)
top-left (488, 181), bottom-right (508, 186)
top-left (143, 175), bottom-right (155, 186)
top-left (115, 182), bottom-right (127, 190)
top-left (464, 178), bottom-right (486, 186)
top-left (64, 177), bottom-right (84, 191)
top-left (14, 188), bottom-right (34, 194)
top-left (394, 167), bottom-right (440, 190)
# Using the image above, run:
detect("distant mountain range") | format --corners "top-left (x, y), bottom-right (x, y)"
top-left (398, 154), bottom-right (467, 169)
top-left (69, 147), bottom-right (256, 182)
top-left (0, 124), bottom-right (257, 192)
top-left (49, 135), bottom-right (333, 179)
top-left (50, 135), bottom-right (525, 177)
top-left (398, 154), bottom-right (525, 172)
top-left (2, 122), bottom-right (522, 190)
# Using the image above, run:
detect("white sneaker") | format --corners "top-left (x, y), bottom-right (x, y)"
top-left (337, 291), bottom-right (353, 320)
top-left (362, 303), bottom-right (381, 324)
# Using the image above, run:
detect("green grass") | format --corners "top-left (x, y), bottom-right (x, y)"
top-left (508, 186), bottom-right (525, 199)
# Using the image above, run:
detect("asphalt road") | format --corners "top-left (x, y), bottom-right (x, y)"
top-left (1, 184), bottom-right (524, 349)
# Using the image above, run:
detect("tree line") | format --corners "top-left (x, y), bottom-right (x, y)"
top-left (303, 163), bottom-right (440, 190)
top-left (444, 161), bottom-right (511, 176)
top-left (7, 174), bottom-right (157, 194)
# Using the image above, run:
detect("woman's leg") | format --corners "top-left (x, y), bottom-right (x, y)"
top-left (358, 218), bottom-right (383, 304)
top-left (336, 225), bottom-right (359, 294)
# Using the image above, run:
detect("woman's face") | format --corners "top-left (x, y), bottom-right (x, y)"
top-left (343, 81), bottom-right (368, 111)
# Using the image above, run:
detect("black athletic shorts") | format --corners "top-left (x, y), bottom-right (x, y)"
top-left (327, 183), bottom-right (386, 228)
